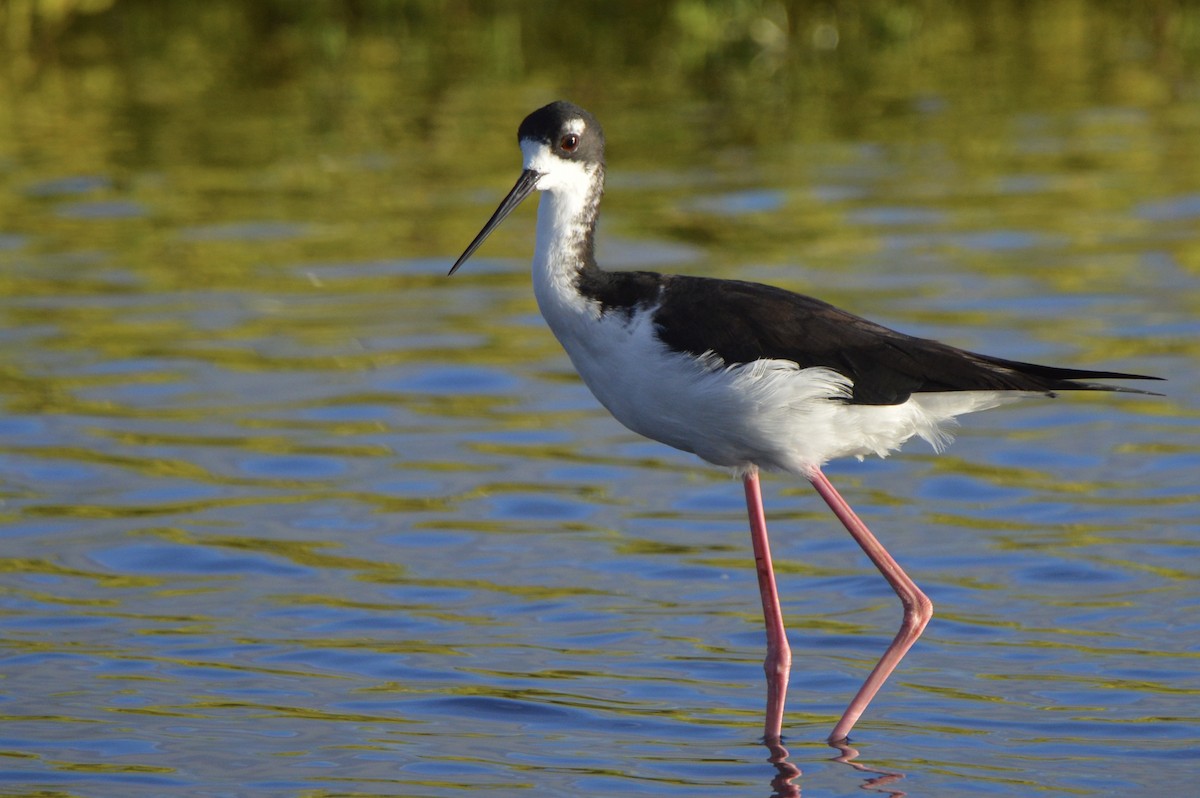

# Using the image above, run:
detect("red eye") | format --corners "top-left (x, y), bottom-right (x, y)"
top-left (560, 134), bottom-right (579, 152)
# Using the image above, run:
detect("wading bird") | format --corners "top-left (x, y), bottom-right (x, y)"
top-left (449, 101), bottom-right (1160, 742)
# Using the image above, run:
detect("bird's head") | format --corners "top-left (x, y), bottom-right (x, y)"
top-left (449, 101), bottom-right (605, 276)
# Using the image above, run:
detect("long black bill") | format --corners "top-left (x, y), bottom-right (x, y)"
top-left (448, 169), bottom-right (543, 276)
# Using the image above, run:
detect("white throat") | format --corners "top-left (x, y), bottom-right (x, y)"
top-left (521, 140), bottom-right (604, 321)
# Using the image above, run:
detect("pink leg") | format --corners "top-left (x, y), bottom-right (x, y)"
top-left (808, 467), bottom-right (933, 743)
top-left (743, 468), bottom-right (792, 742)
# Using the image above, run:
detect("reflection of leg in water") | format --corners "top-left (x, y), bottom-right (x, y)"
top-left (764, 739), bottom-right (801, 798)
top-left (830, 740), bottom-right (908, 797)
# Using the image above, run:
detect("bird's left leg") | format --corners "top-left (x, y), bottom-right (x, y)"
top-left (807, 467), bottom-right (933, 743)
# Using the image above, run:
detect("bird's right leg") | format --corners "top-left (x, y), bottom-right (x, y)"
top-left (743, 467), bottom-right (792, 742)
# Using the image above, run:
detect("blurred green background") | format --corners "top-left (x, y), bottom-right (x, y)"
top-left (3, 0), bottom-right (1198, 277)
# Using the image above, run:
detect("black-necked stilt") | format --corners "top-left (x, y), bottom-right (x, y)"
top-left (449, 101), bottom-right (1162, 743)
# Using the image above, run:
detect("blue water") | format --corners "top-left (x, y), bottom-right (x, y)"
top-left (2, 222), bottom-right (1195, 796)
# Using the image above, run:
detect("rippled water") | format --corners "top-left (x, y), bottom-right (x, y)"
top-left (2, 5), bottom-right (1199, 796)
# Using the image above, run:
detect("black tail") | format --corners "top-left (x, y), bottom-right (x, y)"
top-left (975, 354), bottom-right (1164, 396)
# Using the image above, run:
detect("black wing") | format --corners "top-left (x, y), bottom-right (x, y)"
top-left (646, 274), bottom-right (1161, 405)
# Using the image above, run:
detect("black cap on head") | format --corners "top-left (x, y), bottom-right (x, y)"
top-left (518, 101), bottom-right (605, 164)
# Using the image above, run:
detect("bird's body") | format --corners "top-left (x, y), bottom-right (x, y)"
top-left (537, 254), bottom-right (1139, 475)
top-left (544, 264), bottom-right (1005, 472)
top-left (450, 101), bottom-right (1160, 743)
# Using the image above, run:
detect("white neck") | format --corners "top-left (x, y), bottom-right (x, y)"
top-left (522, 142), bottom-right (604, 321)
